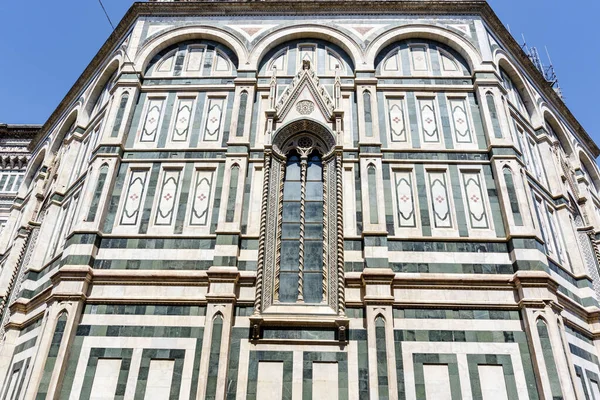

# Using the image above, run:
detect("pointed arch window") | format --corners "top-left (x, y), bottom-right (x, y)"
top-left (280, 147), bottom-right (324, 303)
top-left (254, 120), bottom-right (343, 316)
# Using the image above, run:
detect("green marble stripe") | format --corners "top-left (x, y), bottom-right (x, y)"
top-left (2, 358), bottom-right (30, 400)
top-left (93, 259), bottom-right (212, 270)
top-left (83, 304), bottom-right (206, 316)
top-left (103, 162), bottom-right (128, 233)
top-left (390, 262), bottom-right (514, 274)
top-left (220, 93), bottom-right (235, 147)
top-left (205, 315), bottom-right (224, 400)
top-left (36, 313), bottom-right (68, 399)
top-left (123, 150), bottom-right (226, 160)
top-left (569, 343), bottom-right (600, 364)
top-left (349, 329), bottom-right (370, 400)
top-left (437, 92), bottom-right (454, 150)
top-left (226, 328), bottom-right (247, 400)
top-left (375, 317), bottom-right (390, 399)
top-left (174, 163), bottom-right (194, 234)
top-left (138, 163), bottom-right (161, 234)
top-left (240, 163), bottom-right (254, 235)
top-left (394, 309), bottom-right (520, 320)
top-left (449, 165), bottom-right (468, 237)
top-left (14, 358), bottom-right (31, 400)
top-left (388, 239), bottom-right (508, 252)
top-left (211, 163), bottom-right (225, 234)
top-left (19, 317), bottom-right (43, 336)
top-left (378, 78), bottom-right (471, 86)
top-left (575, 365), bottom-right (591, 400)
top-left (111, 93), bottom-right (130, 138)
top-left (125, 92), bottom-right (147, 148)
top-left (14, 336), bottom-right (37, 354)
top-left (469, 92), bottom-right (488, 150)
top-left (382, 163), bottom-right (395, 236)
top-left (414, 164), bottom-right (430, 236)
top-left (157, 92), bottom-right (176, 149)
top-left (537, 320), bottom-right (563, 399)
top-left (100, 237), bottom-right (215, 249)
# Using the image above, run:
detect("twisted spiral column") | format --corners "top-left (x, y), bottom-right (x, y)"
top-left (297, 156), bottom-right (308, 303)
top-left (322, 162), bottom-right (328, 303)
top-left (336, 152), bottom-right (346, 316)
top-left (253, 153), bottom-right (271, 316)
top-left (274, 161), bottom-right (285, 302)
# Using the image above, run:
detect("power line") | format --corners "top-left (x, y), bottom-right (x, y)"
top-left (97, 0), bottom-right (116, 30)
top-left (95, 0), bottom-right (142, 83)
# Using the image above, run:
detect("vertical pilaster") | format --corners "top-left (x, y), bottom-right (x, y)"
top-left (514, 271), bottom-right (578, 400)
top-left (363, 269), bottom-right (397, 400)
top-left (23, 266), bottom-right (91, 399)
top-left (199, 268), bottom-right (238, 400)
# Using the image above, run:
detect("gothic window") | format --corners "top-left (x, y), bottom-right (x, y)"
top-left (111, 92), bottom-right (129, 138)
top-left (367, 164), bottom-right (379, 224)
top-left (280, 148), bottom-right (324, 303)
top-left (503, 167), bottom-right (523, 226)
top-left (500, 68), bottom-right (528, 118)
top-left (256, 120), bottom-right (342, 314)
top-left (91, 70), bottom-right (117, 117)
top-left (363, 91), bottom-right (373, 137)
top-left (486, 92), bottom-right (503, 138)
top-left (86, 164), bottom-right (109, 222)
top-left (236, 91), bottom-right (249, 137)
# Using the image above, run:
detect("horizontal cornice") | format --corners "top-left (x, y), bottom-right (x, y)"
top-left (29, 0), bottom-right (599, 156)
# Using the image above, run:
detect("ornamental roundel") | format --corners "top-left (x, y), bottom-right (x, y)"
top-left (296, 100), bottom-right (315, 115)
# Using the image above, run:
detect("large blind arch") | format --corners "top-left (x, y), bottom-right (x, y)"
top-left (255, 119), bottom-right (344, 314)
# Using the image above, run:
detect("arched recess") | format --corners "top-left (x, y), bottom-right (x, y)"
top-left (366, 24), bottom-right (483, 72)
top-left (134, 26), bottom-right (247, 73)
top-left (254, 118), bottom-right (344, 317)
top-left (257, 39), bottom-right (355, 77)
top-left (82, 58), bottom-right (121, 123)
top-left (542, 109), bottom-right (575, 157)
top-left (578, 150), bottom-right (600, 194)
top-left (145, 39), bottom-right (238, 77)
top-left (250, 25), bottom-right (362, 72)
top-left (49, 109), bottom-right (79, 156)
top-left (375, 38), bottom-right (471, 76)
top-left (22, 147), bottom-right (47, 192)
top-left (494, 52), bottom-right (539, 124)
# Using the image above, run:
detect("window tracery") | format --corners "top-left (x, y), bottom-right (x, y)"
top-left (253, 120), bottom-right (344, 317)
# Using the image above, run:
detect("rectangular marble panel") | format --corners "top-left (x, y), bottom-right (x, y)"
top-left (313, 362), bottom-right (338, 400)
top-left (145, 359), bottom-right (175, 400)
top-left (90, 359), bottom-right (121, 400)
top-left (478, 365), bottom-right (508, 400)
top-left (423, 364), bottom-right (452, 400)
top-left (257, 361), bottom-right (284, 399)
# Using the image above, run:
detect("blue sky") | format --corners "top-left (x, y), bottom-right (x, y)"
top-left (0, 1), bottom-right (598, 155)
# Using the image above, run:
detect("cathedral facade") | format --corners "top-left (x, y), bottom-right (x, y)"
top-left (1, 1), bottom-right (600, 399)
